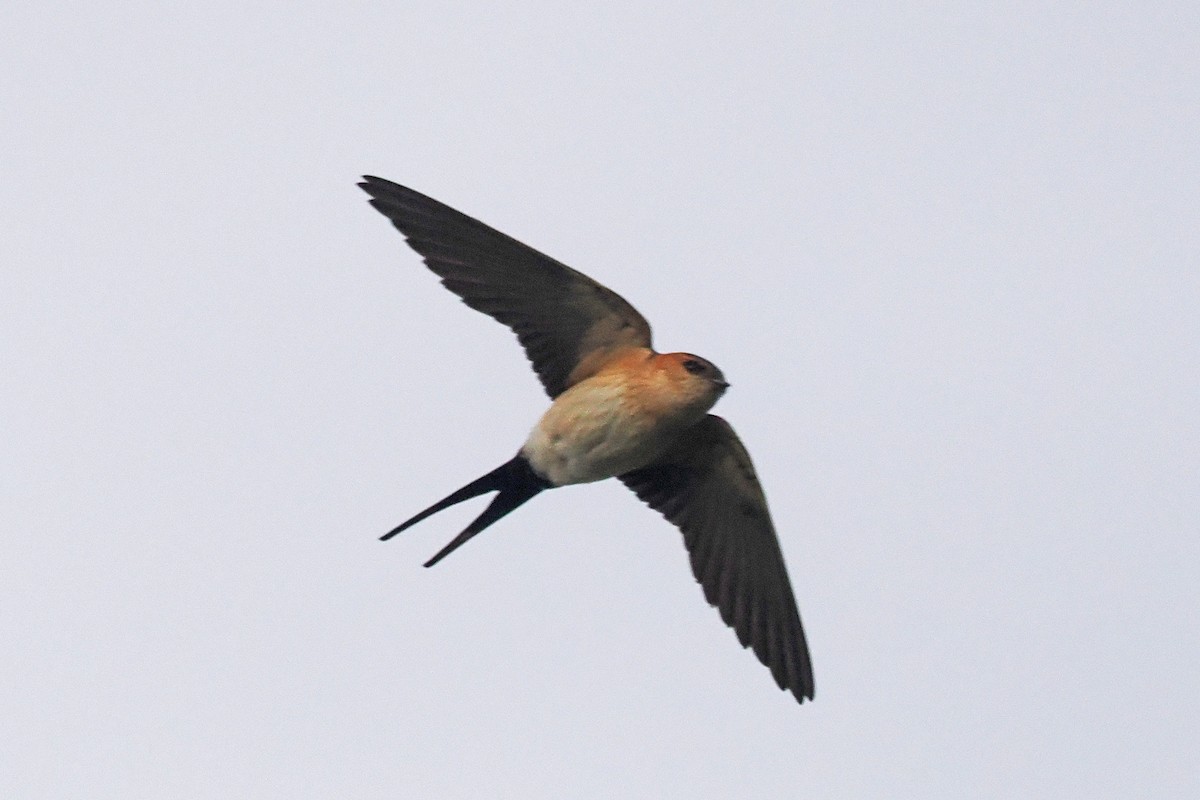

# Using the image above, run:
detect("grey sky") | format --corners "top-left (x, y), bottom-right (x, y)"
top-left (4, 3), bottom-right (1197, 798)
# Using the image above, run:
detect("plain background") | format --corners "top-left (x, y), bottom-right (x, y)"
top-left (4, 3), bottom-right (1197, 798)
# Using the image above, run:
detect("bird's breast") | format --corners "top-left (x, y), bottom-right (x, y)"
top-left (521, 374), bottom-right (704, 486)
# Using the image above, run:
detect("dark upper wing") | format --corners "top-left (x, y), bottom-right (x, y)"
top-left (621, 415), bottom-right (815, 704)
top-left (359, 176), bottom-right (653, 398)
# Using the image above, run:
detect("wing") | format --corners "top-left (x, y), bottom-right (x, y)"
top-left (621, 415), bottom-right (815, 704)
top-left (359, 176), bottom-right (654, 398)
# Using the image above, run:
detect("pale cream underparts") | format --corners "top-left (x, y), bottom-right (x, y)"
top-left (521, 348), bottom-right (727, 486)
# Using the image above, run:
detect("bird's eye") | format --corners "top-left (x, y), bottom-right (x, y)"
top-left (682, 359), bottom-right (706, 375)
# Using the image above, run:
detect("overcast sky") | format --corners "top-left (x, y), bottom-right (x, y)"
top-left (4, 3), bottom-right (1198, 798)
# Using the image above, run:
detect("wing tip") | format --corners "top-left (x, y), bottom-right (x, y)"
top-left (358, 174), bottom-right (383, 191)
top-left (358, 175), bottom-right (420, 204)
top-left (777, 660), bottom-right (815, 704)
top-left (791, 686), bottom-right (815, 704)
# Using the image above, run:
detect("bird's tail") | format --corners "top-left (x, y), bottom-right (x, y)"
top-left (381, 454), bottom-right (551, 567)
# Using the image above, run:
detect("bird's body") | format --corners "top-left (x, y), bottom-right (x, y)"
top-left (359, 176), bottom-right (815, 704)
top-left (523, 348), bottom-right (723, 486)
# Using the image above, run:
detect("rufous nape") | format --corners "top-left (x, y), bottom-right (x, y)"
top-left (360, 176), bottom-right (815, 704)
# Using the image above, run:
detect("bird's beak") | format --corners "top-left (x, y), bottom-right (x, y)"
top-left (713, 380), bottom-right (731, 390)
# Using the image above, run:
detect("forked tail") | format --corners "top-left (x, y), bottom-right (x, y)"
top-left (381, 455), bottom-right (551, 567)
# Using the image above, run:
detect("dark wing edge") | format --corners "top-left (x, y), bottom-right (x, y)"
top-left (621, 415), bottom-right (815, 704)
top-left (358, 176), bottom-right (653, 398)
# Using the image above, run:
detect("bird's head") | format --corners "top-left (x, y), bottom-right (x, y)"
top-left (658, 352), bottom-right (730, 409)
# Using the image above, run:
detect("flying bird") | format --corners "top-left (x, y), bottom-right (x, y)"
top-left (359, 176), bottom-right (815, 704)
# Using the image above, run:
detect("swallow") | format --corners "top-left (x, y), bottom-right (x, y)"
top-left (359, 176), bottom-right (815, 704)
